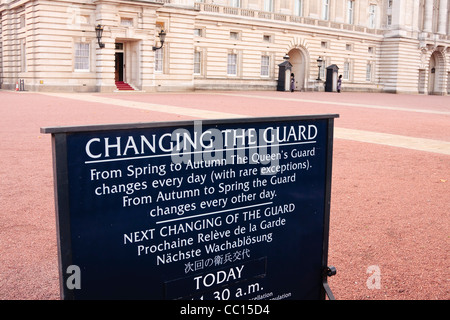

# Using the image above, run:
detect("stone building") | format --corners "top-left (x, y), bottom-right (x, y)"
top-left (0, 0), bottom-right (449, 94)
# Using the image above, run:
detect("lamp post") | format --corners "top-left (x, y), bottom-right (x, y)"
top-left (316, 56), bottom-right (323, 81)
top-left (95, 24), bottom-right (105, 49)
top-left (153, 30), bottom-right (167, 51)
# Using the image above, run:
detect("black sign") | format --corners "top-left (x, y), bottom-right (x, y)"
top-left (42, 115), bottom-right (338, 300)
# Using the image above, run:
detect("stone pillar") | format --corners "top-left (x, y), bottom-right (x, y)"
top-left (423, 0), bottom-right (433, 32)
top-left (95, 3), bottom-right (117, 92)
top-left (438, 0), bottom-right (448, 34)
top-left (412, 0), bottom-right (421, 32)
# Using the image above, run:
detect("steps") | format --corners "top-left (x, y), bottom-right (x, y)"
top-left (115, 81), bottom-right (134, 91)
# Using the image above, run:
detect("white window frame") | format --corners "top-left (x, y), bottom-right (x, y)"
top-left (369, 5), bottom-right (377, 28)
top-left (120, 17), bottom-right (134, 27)
top-left (230, 31), bottom-right (240, 40)
top-left (194, 28), bottom-right (203, 37)
top-left (319, 57), bottom-right (327, 79)
top-left (230, 0), bottom-right (241, 7)
top-left (155, 48), bottom-right (164, 73)
top-left (264, 0), bottom-right (273, 12)
top-left (294, 0), bottom-right (303, 16)
top-left (261, 55), bottom-right (270, 77)
top-left (21, 40), bottom-right (27, 73)
top-left (263, 34), bottom-right (272, 43)
top-left (20, 14), bottom-right (26, 29)
top-left (74, 42), bottom-right (90, 72)
top-left (194, 50), bottom-right (202, 75)
top-left (343, 61), bottom-right (350, 80)
top-left (227, 53), bottom-right (237, 76)
top-left (387, 14), bottom-right (392, 26)
top-left (366, 62), bottom-right (372, 82)
top-left (347, 0), bottom-right (354, 24)
top-left (322, 0), bottom-right (330, 20)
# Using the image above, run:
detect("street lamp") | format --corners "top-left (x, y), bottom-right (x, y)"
top-left (153, 30), bottom-right (167, 51)
top-left (283, 53), bottom-right (290, 61)
top-left (95, 24), bottom-right (105, 49)
top-left (317, 56), bottom-right (323, 81)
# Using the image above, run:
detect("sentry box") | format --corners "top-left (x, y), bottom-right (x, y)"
top-left (42, 115), bottom-right (338, 300)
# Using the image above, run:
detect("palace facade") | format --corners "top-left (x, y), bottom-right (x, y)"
top-left (0, 0), bottom-right (449, 94)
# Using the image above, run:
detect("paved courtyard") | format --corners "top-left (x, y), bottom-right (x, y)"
top-left (0, 89), bottom-right (448, 300)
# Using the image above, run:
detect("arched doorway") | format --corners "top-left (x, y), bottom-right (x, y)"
top-left (428, 50), bottom-right (445, 95)
top-left (287, 48), bottom-right (308, 91)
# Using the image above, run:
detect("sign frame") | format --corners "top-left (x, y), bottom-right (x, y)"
top-left (42, 114), bottom-right (339, 300)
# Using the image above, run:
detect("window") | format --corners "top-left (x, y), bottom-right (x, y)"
top-left (21, 40), bottom-right (26, 72)
top-left (368, 46), bottom-right (374, 54)
top-left (155, 48), bottom-right (163, 73)
top-left (194, 51), bottom-right (201, 75)
top-left (294, 0), bottom-right (303, 16)
top-left (120, 18), bottom-right (133, 27)
top-left (347, 1), bottom-right (354, 24)
top-left (320, 57), bottom-right (327, 79)
top-left (321, 41), bottom-right (328, 49)
top-left (366, 63), bottom-right (372, 81)
top-left (20, 14), bottom-right (25, 29)
top-left (227, 53), bottom-right (237, 76)
top-left (230, 31), bottom-right (239, 40)
top-left (230, 0), bottom-right (241, 7)
top-left (264, 0), bottom-right (273, 12)
top-left (322, 0), bottom-right (330, 20)
top-left (194, 28), bottom-right (203, 37)
top-left (343, 61), bottom-right (350, 80)
top-left (387, 14), bottom-right (392, 26)
top-left (74, 42), bottom-right (90, 71)
top-left (369, 5), bottom-right (376, 28)
top-left (263, 35), bottom-right (272, 42)
top-left (388, 0), bottom-right (393, 8)
top-left (261, 55), bottom-right (270, 77)
top-left (346, 43), bottom-right (352, 51)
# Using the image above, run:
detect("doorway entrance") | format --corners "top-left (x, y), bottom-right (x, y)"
top-left (287, 48), bottom-right (308, 91)
top-left (115, 52), bottom-right (124, 82)
top-left (115, 43), bottom-right (124, 82)
top-left (428, 50), bottom-right (444, 95)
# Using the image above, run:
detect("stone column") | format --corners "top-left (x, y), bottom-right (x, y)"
top-left (412, 0), bottom-right (421, 32)
top-left (438, 0), bottom-right (448, 34)
top-left (423, 0), bottom-right (434, 32)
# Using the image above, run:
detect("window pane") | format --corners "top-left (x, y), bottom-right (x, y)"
top-left (369, 5), bottom-right (376, 28)
top-left (230, 0), bottom-right (240, 7)
top-left (264, 0), bottom-right (273, 12)
top-left (75, 43), bottom-right (89, 71)
top-left (227, 53), bottom-right (237, 75)
top-left (322, 0), bottom-right (329, 20)
top-left (194, 51), bottom-right (201, 74)
top-left (343, 62), bottom-right (350, 80)
top-left (261, 55), bottom-right (269, 76)
top-left (155, 49), bottom-right (163, 72)
top-left (347, 1), bottom-right (354, 24)
top-left (366, 63), bottom-right (372, 81)
top-left (294, 0), bottom-right (302, 16)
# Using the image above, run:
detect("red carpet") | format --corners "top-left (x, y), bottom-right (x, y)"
top-left (115, 81), bottom-right (134, 91)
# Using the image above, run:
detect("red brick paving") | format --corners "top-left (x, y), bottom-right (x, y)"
top-left (0, 90), bottom-right (448, 300)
